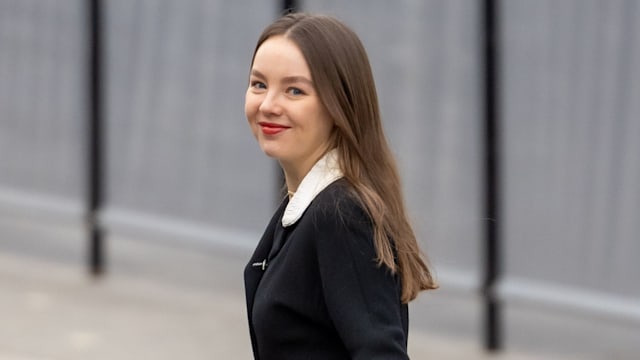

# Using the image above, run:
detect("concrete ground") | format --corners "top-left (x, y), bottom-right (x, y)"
top-left (0, 215), bottom-right (637, 359)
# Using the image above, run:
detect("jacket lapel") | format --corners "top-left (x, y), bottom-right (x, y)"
top-left (244, 198), bottom-right (288, 320)
top-left (244, 199), bottom-right (288, 359)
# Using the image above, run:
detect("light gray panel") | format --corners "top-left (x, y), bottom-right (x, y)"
top-left (105, 0), bottom-right (275, 234)
top-left (0, 0), bottom-right (85, 200)
top-left (502, 0), bottom-right (640, 299)
top-left (304, 0), bottom-right (484, 286)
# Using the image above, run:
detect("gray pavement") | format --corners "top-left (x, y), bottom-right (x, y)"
top-left (0, 216), bottom-right (635, 359)
top-left (0, 249), bottom-right (579, 360)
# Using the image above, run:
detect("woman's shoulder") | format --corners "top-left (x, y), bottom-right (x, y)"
top-left (307, 178), bottom-right (371, 230)
top-left (311, 178), bottom-right (357, 209)
top-left (304, 179), bottom-right (377, 258)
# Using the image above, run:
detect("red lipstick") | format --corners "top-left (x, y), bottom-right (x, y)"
top-left (259, 122), bottom-right (289, 135)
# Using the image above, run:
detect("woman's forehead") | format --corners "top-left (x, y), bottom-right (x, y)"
top-left (252, 36), bottom-right (311, 79)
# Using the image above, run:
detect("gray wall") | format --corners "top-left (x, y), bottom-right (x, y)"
top-left (499, 0), bottom-right (640, 316)
top-left (1, 0), bottom-right (639, 352)
top-left (103, 0), bottom-right (275, 247)
top-left (0, 0), bottom-right (85, 219)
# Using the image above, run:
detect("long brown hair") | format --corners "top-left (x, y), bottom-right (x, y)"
top-left (250, 13), bottom-right (438, 302)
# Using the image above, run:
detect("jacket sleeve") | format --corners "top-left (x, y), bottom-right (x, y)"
top-left (312, 196), bottom-right (410, 360)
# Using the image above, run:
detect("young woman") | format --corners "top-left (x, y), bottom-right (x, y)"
top-left (243, 13), bottom-right (437, 360)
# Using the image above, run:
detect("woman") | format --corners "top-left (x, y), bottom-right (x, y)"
top-left (243, 13), bottom-right (437, 360)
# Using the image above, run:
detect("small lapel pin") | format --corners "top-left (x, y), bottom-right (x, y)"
top-left (252, 259), bottom-right (268, 271)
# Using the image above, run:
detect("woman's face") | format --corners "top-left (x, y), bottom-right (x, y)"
top-left (245, 35), bottom-right (334, 172)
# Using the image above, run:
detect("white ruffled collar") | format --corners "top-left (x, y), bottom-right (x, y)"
top-left (282, 149), bottom-right (343, 227)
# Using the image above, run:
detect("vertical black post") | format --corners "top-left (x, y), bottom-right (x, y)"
top-left (482, 0), bottom-right (501, 351)
top-left (282, 0), bottom-right (298, 14)
top-left (88, 0), bottom-right (105, 276)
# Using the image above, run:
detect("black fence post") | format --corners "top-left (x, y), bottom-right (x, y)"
top-left (282, 0), bottom-right (298, 13)
top-left (88, 0), bottom-right (105, 276)
top-left (482, 0), bottom-right (502, 351)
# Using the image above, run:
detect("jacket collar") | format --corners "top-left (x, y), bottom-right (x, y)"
top-left (282, 149), bottom-right (343, 227)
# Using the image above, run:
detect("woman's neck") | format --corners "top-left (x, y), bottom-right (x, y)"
top-left (280, 161), bottom-right (311, 194)
top-left (279, 150), bottom-right (329, 194)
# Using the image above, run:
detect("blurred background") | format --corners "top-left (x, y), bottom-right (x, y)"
top-left (0, 0), bottom-right (639, 359)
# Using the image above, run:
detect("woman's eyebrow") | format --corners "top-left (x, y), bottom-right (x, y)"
top-left (250, 68), bottom-right (314, 88)
top-left (281, 76), bottom-right (313, 86)
top-left (251, 69), bottom-right (312, 85)
top-left (250, 69), bottom-right (267, 79)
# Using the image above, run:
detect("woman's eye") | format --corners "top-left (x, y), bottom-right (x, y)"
top-left (287, 87), bottom-right (304, 96)
top-left (250, 81), bottom-right (266, 89)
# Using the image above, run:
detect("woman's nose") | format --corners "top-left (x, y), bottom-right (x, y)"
top-left (258, 91), bottom-right (282, 116)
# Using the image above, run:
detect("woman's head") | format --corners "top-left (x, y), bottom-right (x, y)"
top-left (246, 13), bottom-right (384, 179)
top-left (245, 33), bottom-right (334, 175)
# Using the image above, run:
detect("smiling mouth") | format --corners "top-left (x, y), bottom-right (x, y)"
top-left (259, 122), bottom-right (290, 135)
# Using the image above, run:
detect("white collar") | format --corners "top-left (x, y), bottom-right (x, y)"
top-left (282, 149), bottom-right (343, 227)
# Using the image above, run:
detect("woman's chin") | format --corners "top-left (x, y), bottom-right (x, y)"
top-left (260, 147), bottom-right (283, 160)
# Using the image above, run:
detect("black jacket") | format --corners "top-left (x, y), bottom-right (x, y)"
top-left (244, 179), bottom-right (409, 360)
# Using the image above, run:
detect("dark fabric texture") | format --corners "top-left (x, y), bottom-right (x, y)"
top-left (244, 179), bottom-right (409, 360)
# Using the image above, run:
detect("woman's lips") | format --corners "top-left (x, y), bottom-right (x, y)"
top-left (259, 122), bottom-right (290, 135)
